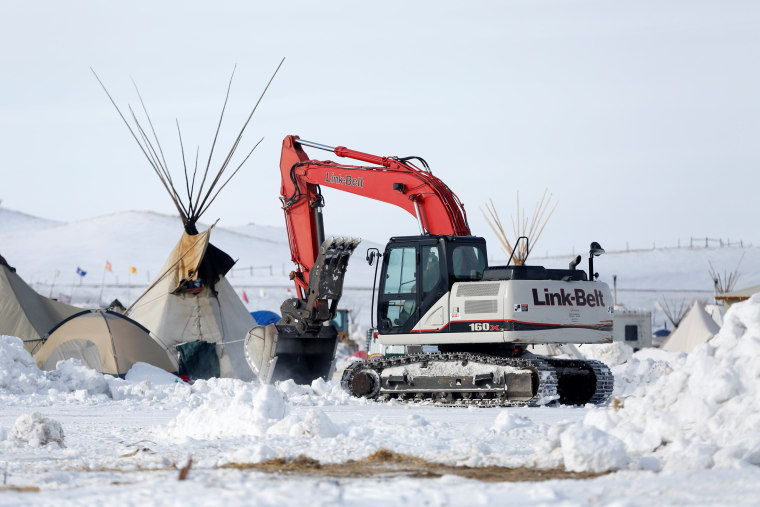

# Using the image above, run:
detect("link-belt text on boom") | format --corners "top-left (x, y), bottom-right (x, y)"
top-left (531, 288), bottom-right (606, 307)
top-left (325, 172), bottom-right (364, 188)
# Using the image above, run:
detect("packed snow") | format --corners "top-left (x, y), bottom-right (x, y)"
top-left (1, 295), bottom-right (759, 504)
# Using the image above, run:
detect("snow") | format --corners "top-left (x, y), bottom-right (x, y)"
top-left (2, 295), bottom-right (760, 504)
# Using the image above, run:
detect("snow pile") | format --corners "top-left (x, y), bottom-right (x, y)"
top-left (268, 408), bottom-right (341, 438)
top-left (47, 359), bottom-right (112, 397)
top-left (581, 341), bottom-right (634, 366)
top-left (166, 385), bottom-right (287, 439)
top-left (165, 383), bottom-right (345, 441)
top-left (0, 336), bottom-right (114, 399)
top-left (609, 348), bottom-right (678, 398)
top-left (553, 295), bottom-right (760, 472)
top-left (558, 423), bottom-right (629, 472)
top-left (0, 335), bottom-right (50, 394)
top-left (10, 412), bottom-right (65, 447)
top-left (125, 362), bottom-right (182, 385)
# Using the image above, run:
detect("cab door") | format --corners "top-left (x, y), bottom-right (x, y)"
top-left (377, 245), bottom-right (418, 334)
top-left (377, 240), bottom-right (446, 335)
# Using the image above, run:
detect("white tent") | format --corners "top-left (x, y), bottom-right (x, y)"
top-left (661, 301), bottom-right (720, 354)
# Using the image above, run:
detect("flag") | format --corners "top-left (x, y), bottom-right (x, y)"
top-left (54, 269), bottom-right (60, 278)
top-left (76, 267), bottom-right (87, 277)
top-left (105, 261), bottom-right (112, 272)
top-left (129, 266), bottom-right (137, 274)
top-left (242, 290), bottom-right (249, 303)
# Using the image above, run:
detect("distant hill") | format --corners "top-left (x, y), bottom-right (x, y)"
top-left (0, 206), bottom-right (61, 235)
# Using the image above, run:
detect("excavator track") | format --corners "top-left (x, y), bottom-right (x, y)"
top-left (341, 352), bottom-right (559, 407)
top-left (341, 353), bottom-right (613, 407)
top-left (544, 357), bottom-right (614, 405)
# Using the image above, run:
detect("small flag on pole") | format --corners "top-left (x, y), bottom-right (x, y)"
top-left (129, 266), bottom-right (137, 274)
top-left (105, 261), bottom-right (112, 272)
top-left (242, 290), bottom-right (249, 303)
top-left (76, 267), bottom-right (87, 277)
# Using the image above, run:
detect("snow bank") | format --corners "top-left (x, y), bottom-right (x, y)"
top-left (0, 335), bottom-right (49, 394)
top-left (11, 412), bottom-right (65, 447)
top-left (551, 295), bottom-right (760, 472)
top-left (0, 336), bottom-right (113, 399)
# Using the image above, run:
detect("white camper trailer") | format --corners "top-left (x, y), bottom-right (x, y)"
top-left (612, 308), bottom-right (652, 351)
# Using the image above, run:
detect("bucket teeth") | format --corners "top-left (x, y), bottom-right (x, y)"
top-left (312, 237), bottom-right (360, 300)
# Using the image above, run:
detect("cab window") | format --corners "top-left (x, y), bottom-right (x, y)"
top-left (451, 245), bottom-right (486, 280)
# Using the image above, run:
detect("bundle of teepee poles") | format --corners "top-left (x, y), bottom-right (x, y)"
top-left (91, 59), bottom-right (284, 234)
top-left (482, 189), bottom-right (557, 265)
top-left (708, 254), bottom-right (744, 295)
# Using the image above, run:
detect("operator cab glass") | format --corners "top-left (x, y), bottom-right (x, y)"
top-left (450, 244), bottom-right (486, 281)
top-left (377, 235), bottom-right (487, 334)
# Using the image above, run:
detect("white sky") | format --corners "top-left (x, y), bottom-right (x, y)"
top-left (1, 1), bottom-right (758, 257)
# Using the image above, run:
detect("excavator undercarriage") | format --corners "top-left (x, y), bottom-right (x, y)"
top-left (341, 351), bottom-right (613, 407)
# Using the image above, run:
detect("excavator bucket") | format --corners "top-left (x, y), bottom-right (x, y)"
top-left (245, 323), bottom-right (340, 384)
top-left (244, 237), bottom-right (360, 384)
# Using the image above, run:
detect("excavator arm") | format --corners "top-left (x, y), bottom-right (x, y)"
top-left (279, 134), bottom-right (470, 297)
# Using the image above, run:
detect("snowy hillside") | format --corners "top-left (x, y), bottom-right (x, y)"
top-left (2, 204), bottom-right (758, 330)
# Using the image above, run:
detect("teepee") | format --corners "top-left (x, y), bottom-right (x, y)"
top-left (0, 254), bottom-right (80, 353)
top-left (661, 301), bottom-right (720, 354)
top-left (95, 61), bottom-right (283, 380)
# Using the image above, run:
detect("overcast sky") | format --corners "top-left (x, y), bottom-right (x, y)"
top-left (1, 1), bottom-right (758, 259)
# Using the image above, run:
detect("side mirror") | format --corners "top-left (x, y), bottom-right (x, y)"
top-left (366, 248), bottom-right (381, 266)
top-left (590, 242), bottom-right (605, 257)
top-left (588, 242), bottom-right (605, 280)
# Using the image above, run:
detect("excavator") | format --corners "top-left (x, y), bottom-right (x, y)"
top-left (245, 135), bottom-right (614, 406)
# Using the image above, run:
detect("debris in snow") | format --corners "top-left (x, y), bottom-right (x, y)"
top-left (11, 412), bottom-right (65, 447)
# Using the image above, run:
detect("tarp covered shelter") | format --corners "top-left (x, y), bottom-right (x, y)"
top-left (661, 301), bottom-right (721, 354)
top-left (0, 253), bottom-right (80, 353)
top-left (34, 309), bottom-right (178, 375)
top-left (128, 229), bottom-right (256, 380)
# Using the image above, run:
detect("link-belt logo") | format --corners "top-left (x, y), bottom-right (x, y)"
top-left (531, 288), bottom-right (606, 307)
top-left (325, 172), bottom-right (364, 188)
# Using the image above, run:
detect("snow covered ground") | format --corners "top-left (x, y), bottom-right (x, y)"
top-left (2, 293), bottom-right (760, 505)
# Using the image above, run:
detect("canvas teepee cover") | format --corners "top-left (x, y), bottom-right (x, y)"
top-left (34, 309), bottom-right (177, 375)
top-left (0, 254), bottom-right (80, 353)
top-left (661, 301), bottom-right (721, 354)
top-left (127, 228), bottom-right (256, 380)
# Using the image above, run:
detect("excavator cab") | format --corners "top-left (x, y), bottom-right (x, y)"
top-left (377, 235), bottom-right (488, 334)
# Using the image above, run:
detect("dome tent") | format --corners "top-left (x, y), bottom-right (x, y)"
top-left (34, 309), bottom-right (177, 376)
